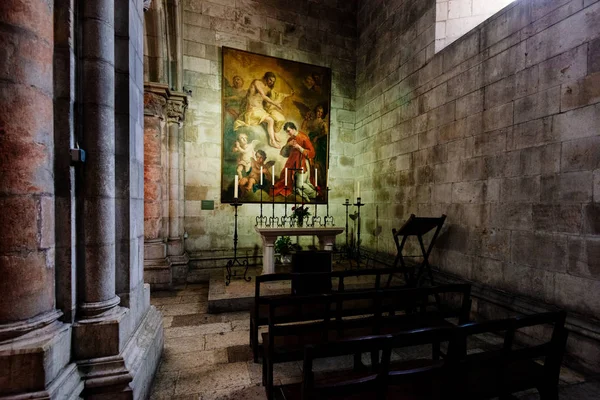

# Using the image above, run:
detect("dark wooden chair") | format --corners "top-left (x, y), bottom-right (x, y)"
top-left (389, 214), bottom-right (446, 287)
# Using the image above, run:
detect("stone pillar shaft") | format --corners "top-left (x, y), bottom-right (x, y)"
top-left (0, 0), bottom-right (59, 335)
top-left (79, 0), bottom-right (119, 316)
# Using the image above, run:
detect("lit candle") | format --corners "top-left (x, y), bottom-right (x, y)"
top-left (314, 168), bottom-right (318, 188)
top-left (260, 166), bottom-right (263, 186)
top-left (285, 168), bottom-right (288, 186)
top-left (234, 175), bottom-right (238, 198)
top-left (300, 168), bottom-right (304, 186)
top-left (272, 165), bottom-right (275, 186)
top-left (357, 181), bottom-right (360, 199)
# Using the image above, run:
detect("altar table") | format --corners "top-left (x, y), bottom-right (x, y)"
top-left (254, 227), bottom-right (345, 275)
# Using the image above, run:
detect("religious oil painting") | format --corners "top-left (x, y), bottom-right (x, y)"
top-left (221, 47), bottom-right (332, 204)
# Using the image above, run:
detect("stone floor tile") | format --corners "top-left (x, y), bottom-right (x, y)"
top-left (149, 370), bottom-right (178, 399)
top-left (152, 290), bottom-right (179, 299)
top-left (218, 311), bottom-right (250, 322)
top-left (227, 344), bottom-right (252, 363)
top-left (163, 316), bottom-right (174, 328)
top-left (153, 296), bottom-right (186, 306)
top-left (180, 294), bottom-right (207, 304)
top-left (231, 318), bottom-right (250, 331)
top-left (205, 330), bottom-right (249, 350)
top-left (159, 348), bottom-right (228, 372)
top-left (246, 361), bottom-right (262, 385)
top-left (172, 313), bottom-right (224, 327)
top-left (164, 335), bottom-right (206, 354)
top-left (165, 322), bottom-right (232, 338)
top-left (200, 385), bottom-right (266, 400)
top-left (160, 303), bottom-right (207, 316)
top-left (175, 362), bottom-right (251, 396)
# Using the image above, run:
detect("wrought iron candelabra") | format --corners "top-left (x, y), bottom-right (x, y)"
top-left (268, 186), bottom-right (279, 227)
top-left (225, 198), bottom-right (250, 286)
top-left (351, 197), bottom-right (365, 268)
top-left (323, 187), bottom-right (334, 227)
top-left (255, 186), bottom-right (268, 227)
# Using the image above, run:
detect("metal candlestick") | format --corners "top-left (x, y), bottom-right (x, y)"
top-left (323, 187), bottom-right (334, 227)
top-left (225, 198), bottom-right (250, 286)
top-left (280, 185), bottom-right (289, 227)
top-left (343, 198), bottom-right (351, 253)
top-left (351, 197), bottom-right (365, 268)
top-left (311, 188), bottom-right (322, 227)
top-left (255, 186), bottom-right (267, 227)
top-left (268, 186), bottom-right (279, 227)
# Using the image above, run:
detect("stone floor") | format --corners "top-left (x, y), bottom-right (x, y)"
top-left (149, 271), bottom-right (600, 400)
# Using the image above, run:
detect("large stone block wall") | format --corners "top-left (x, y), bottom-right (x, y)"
top-left (435, 0), bottom-right (516, 52)
top-left (181, 0), bottom-right (358, 254)
top-left (356, 0), bottom-right (600, 371)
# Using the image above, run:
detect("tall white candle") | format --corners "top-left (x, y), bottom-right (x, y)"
top-left (285, 168), bottom-right (288, 186)
top-left (314, 168), bottom-right (318, 188)
top-left (272, 165), bottom-right (275, 186)
top-left (234, 175), bottom-right (239, 198)
top-left (260, 166), bottom-right (263, 186)
top-left (300, 168), bottom-right (304, 186)
top-left (357, 181), bottom-right (360, 199)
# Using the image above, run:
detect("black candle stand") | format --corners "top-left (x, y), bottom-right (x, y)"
top-left (268, 186), bottom-right (279, 227)
top-left (323, 187), bottom-right (334, 227)
top-left (343, 198), bottom-right (352, 259)
top-left (279, 184), bottom-right (289, 227)
top-left (350, 197), bottom-right (365, 269)
top-left (255, 186), bottom-right (268, 227)
top-left (225, 198), bottom-right (250, 286)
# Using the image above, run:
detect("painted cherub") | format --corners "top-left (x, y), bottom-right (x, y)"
top-left (232, 132), bottom-right (259, 179)
top-left (239, 150), bottom-right (275, 191)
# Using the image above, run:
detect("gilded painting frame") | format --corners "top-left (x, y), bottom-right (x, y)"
top-left (221, 47), bottom-right (331, 204)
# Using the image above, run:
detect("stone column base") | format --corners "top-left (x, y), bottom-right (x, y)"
top-left (75, 306), bottom-right (163, 400)
top-left (144, 239), bottom-right (172, 290)
top-left (0, 321), bottom-right (81, 398)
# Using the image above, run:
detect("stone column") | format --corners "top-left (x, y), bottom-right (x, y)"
top-left (77, 0), bottom-right (120, 318)
top-left (0, 0), bottom-right (79, 397)
top-left (166, 92), bottom-right (189, 272)
top-left (144, 83), bottom-right (172, 288)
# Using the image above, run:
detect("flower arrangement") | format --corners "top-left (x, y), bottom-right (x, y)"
top-left (274, 236), bottom-right (293, 255)
top-left (291, 205), bottom-right (311, 226)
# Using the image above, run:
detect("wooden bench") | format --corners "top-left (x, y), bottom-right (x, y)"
top-left (250, 267), bottom-right (408, 362)
top-left (447, 310), bottom-right (568, 399)
top-left (263, 284), bottom-right (472, 399)
top-left (275, 310), bottom-right (567, 400)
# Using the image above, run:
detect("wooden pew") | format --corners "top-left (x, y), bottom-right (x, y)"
top-left (263, 284), bottom-right (472, 400)
top-left (274, 310), bottom-right (567, 400)
top-left (250, 268), bottom-right (405, 362)
top-left (446, 310), bottom-right (568, 399)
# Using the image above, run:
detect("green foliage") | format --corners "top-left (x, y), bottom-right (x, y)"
top-left (274, 236), bottom-right (293, 255)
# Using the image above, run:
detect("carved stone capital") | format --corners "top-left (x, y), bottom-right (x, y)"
top-left (144, 83), bottom-right (169, 117)
top-left (166, 92), bottom-right (188, 123)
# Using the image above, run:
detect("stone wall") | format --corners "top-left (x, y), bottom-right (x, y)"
top-left (435, 0), bottom-right (516, 52)
top-left (356, 0), bottom-right (600, 372)
top-left (181, 0), bottom-right (358, 255)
